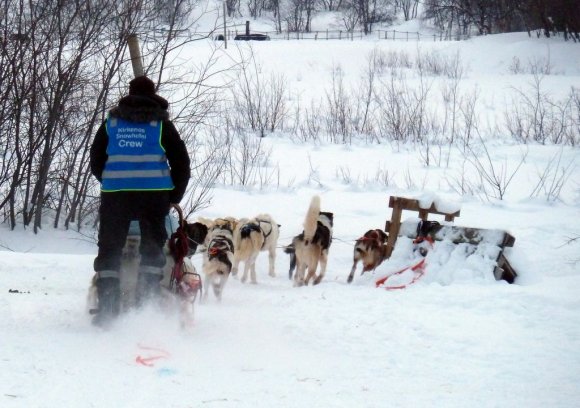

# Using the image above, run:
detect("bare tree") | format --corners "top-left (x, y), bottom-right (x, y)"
top-left (225, 0), bottom-right (241, 17)
top-left (396, 0), bottom-right (419, 21)
top-left (504, 71), bottom-right (578, 146)
top-left (268, 0), bottom-right (284, 32)
top-left (230, 45), bottom-right (288, 137)
top-left (324, 65), bottom-right (353, 144)
top-left (355, 0), bottom-right (394, 34)
top-left (281, 0), bottom-right (317, 32)
top-left (529, 148), bottom-right (576, 202)
top-left (464, 133), bottom-right (528, 201)
top-left (0, 0), bottom-right (126, 232)
top-left (341, 1), bottom-right (360, 32)
top-left (320, 0), bottom-right (344, 11)
top-left (421, 0), bottom-right (579, 39)
top-left (0, 0), bottom-right (235, 232)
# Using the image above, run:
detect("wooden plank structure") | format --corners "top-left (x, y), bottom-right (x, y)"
top-left (384, 196), bottom-right (517, 283)
top-left (384, 196), bottom-right (460, 258)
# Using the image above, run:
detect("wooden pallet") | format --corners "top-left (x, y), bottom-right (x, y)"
top-left (384, 196), bottom-right (517, 283)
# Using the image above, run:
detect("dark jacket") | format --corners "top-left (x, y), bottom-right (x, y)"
top-left (90, 94), bottom-right (191, 204)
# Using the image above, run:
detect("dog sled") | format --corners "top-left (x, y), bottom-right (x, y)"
top-left (167, 204), bottom-right (203, 292)
top-left (88, 204), bottom-right (203, 328)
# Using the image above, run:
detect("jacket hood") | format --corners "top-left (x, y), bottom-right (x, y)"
top-left (109, 95), bottom-right (169, 123)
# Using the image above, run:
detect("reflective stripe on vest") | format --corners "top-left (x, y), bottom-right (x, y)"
top-left (101, 117), bottom-right (174, 192)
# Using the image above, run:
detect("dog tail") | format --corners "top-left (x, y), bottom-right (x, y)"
top-left (303, 195), bottom-right (321, 243)
top-left (284, 244), bottom-right (297, 279)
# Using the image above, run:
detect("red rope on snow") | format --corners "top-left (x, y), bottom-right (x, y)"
top-left (135, 344), bottom-right (171, 367)
top-left (375, 258), bottom-right (427, 290)
top-left (375, 236), bottom-right (434, 290)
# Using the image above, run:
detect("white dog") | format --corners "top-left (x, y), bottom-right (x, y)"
top-left (232, 214), bottom-right (280, 283)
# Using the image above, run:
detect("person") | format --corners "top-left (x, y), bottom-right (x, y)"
top-left (90, 76), bottom-right (191, 326)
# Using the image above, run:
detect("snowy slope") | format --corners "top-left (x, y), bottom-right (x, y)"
top-left (2, 27), bottom-right (580, 408)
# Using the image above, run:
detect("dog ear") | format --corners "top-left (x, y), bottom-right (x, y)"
top-left (197, 217), bottom-right (214, 229)
top-left (377, 229), bottom-right (388, 241)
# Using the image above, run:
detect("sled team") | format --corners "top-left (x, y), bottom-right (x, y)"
top-left (88, 76), bottom-right (388, 328)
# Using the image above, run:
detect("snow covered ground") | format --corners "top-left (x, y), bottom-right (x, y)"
top-left (1, 25), bottom-right (580, 408)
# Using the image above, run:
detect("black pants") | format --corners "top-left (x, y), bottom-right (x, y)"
top-left (94, 191), bottom-right (170, 278)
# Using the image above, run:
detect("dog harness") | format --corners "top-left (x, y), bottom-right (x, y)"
top-left (208, 235), bottom-right (234, 272)
top-left (256, 218), bottom-right (278, 248)
top-left (240, 223), bottom-right (262, 239)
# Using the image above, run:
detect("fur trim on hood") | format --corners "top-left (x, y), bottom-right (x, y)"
top-left (109, 95), bottom-right (169, 123)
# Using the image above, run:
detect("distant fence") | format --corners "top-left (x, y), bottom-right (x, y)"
top-left (145, 27), bottom-right (469, 42)
top-left (217, 29), bottom-right (469, 42)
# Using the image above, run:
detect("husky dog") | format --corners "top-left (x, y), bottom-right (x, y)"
top-left (347, 229), bottom-right (389, 283)
top-left (412, 220), bottom-right (440, 257)
top-left (163, 217), bottom-right (212, 328)
top-left (162, 255), bottom-right (202, 328)
top-left (284, 196), bottom-right (333, 286)
top-left (183, 221), bottom-right (210, 256)
top-left (202, 217), bottom-right (237, 301)
top-left (232, 214), bottom-right (280, 284)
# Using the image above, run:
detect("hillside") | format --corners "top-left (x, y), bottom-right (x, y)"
top-left (1, 12), bottom-right (580, 408)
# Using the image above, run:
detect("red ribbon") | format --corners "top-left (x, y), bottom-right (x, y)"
top-left (135, 344), bottom-right (171, 367)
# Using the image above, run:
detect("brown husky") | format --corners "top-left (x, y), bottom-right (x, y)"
top-left (347, 229), bottom-right (388, 283)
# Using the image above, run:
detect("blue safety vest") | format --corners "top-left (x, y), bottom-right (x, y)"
top-left (101, 116), bottom-right (174, 192)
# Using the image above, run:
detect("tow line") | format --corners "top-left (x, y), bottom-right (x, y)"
top-left (375, 236), bottom-right (433, 290)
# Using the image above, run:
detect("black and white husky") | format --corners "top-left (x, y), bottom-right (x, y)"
top-left (284, 196), bottom-right (333, 286)
top-left (202, 217), bottom-right (237, 301)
